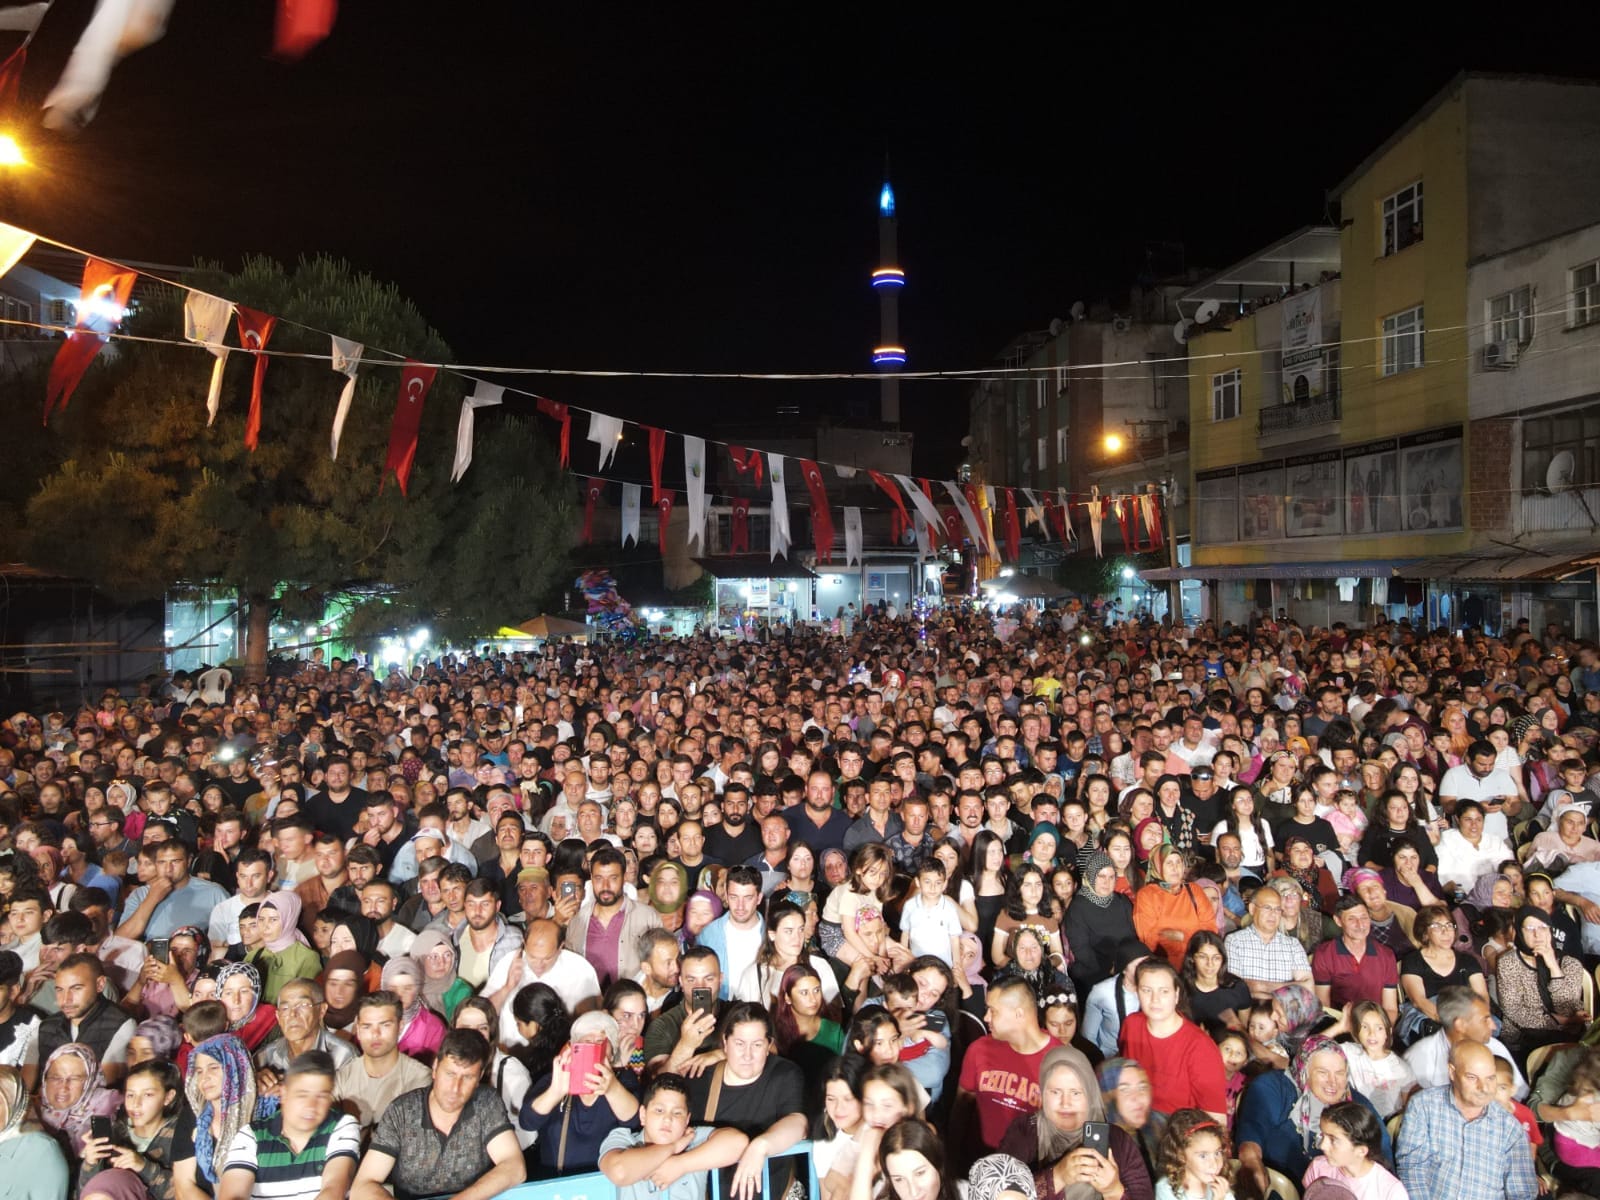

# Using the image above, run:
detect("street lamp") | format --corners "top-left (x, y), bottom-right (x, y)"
top-left (0, 135), bottom-right (25, 168)
top-left (1102, 432), bottom-right (1123, 455)
top-left (1102, 426), bottom-right (1181, 621)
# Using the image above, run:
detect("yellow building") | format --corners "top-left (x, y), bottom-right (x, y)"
top-left (1160, 73), bottom-right (1600, 629)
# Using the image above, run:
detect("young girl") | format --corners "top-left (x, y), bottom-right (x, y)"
top-left (1302, 1101), bottom-right (1406, 1200)
top-left (1155, 1109), bottom-right (1233, 1200)
top-left (1328, 791), bottom-right (1369, 864)
top-left (1212, 791), bottom-right (1273, 875)
top-left (1245, 1001), bottom-right (1289, 1072)
top-left (1339, 1002), bottom-right (1415, 1120)
top-left (816, 1058), bottom-right (867, 1200)
top-left (1553, 1043), bottom-right (1600, 1195)
top-left (1215, 1030), bottom-right (1250, 1120)
top-left (822, 845), bottom-right (895, 966)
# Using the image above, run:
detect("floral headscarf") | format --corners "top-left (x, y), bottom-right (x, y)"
top-left (0, 1066), bottom-right (29, 1141)
top-left (1080, 851), bottom-right (1116, 909)
top-left (1271, 982), bottom-right (1324, 1056)
top-left (1287, 1035), bottom-right (1350, 1153)
top-left (214, 962), bottom-right (262, 1031)
top-left (40, 1042), bottom-right (121, 1153)
top-left (134, 1016), bottom-right (183, 1060)
top-left (185, 1034), bottom-right (256, 1186)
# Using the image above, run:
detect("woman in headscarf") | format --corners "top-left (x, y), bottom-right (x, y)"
top-left (683, 888), bottom-right (723, 946)
top-left (379, 955), bottom-right (446, 1063)
top-left (325, 914), bottom-right (386, 988)
top-left (39, 1042), bottom-right (122, 1159)
top-left (174, 1035), bottom-right (256, 1199)
top-left (1132, 844), bottom-right (1216, 967)
top-left (645, 860), bottom-right (689, 937)
top-left (0, 1066), bottom-right (68, 1200)
top-left (1496, 906), bottom-right (1587, 1053)
top-left (998, 1045), bottom-right (1154, 1200)
top-left (212, 962), bottom-right (277, 1054)
top-left (408, 929), bottom-right (472, 1021)
top-left (78, 1171), bottom-right (147, 1200)
top-left (1233, 1036), bottom-right (1389, 1197)
top-left (320, 951), bottom-right (368, 1034)
top-left (1269, 835), bottom-right (1339, 915)
top-left (1268, 983), bottom-right (1333, 1059)
top-left (1061, 852), bottom-right (1140, 999)
top-left (128, 1017), bottom-right (183, 1068)
top-left (125, 927), bottom-right (209, 1019)
top-left (1097, 1058), bottom-right (1167, 1179)
top-left (244, 892), bottom-right (320, 1003)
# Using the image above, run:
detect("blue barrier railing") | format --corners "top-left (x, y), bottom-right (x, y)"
top-left (497, 1139), bottom-right (817, 1200)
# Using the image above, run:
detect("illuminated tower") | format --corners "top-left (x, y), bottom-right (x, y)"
top-left (870, 164), bottom-right (905, 425)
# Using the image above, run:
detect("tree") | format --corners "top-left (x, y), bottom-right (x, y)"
top-left (20, 255), bottom-right (574, 677)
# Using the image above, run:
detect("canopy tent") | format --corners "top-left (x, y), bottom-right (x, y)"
top-left (515, 614), bottom-right (590, 639)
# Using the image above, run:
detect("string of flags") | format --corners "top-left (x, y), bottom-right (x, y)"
top-left (9, 223), bottom-right (1166, 559)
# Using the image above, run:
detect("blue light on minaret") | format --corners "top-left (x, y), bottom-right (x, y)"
top-left (871, 165), bottom-right (904, 425)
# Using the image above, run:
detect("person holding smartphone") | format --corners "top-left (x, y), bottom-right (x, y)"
top-left (519, 1012), bottom-right (641, 1177)
top-left (996, 1045), bottom-right (1153, 1200)
top-left (80, 1060), bottom-right (189, 1200)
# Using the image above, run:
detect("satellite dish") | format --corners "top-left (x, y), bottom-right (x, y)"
top-left (1548, 449), bottom-right (1578, 493)
top-left (1070, 301), bottom-right (1086, 320)
top-left (1049, 317), bottom-right (1064, 337)
top-left (1173, 318), bottom-right (1192, 345)
top-left (1194, 299), bottom-right (1221, 324)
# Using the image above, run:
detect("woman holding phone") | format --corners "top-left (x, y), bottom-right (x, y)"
top-left (518, 1011), bottom-right (642, 1178)
top-left (997, 1045), bottom-right (1152, 1200)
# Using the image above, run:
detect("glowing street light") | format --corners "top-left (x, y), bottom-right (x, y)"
top-left (1102, 432), bottom-right (1124, 455)
top-left (0, 135), bottom-right (26, 169)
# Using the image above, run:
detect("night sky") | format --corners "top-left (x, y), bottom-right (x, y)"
top-left (12, 5), bottom-right (1600, 473)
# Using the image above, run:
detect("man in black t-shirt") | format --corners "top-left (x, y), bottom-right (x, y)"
top-left (306, 757), bottom-right (368, 842)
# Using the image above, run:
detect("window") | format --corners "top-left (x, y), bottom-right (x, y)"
top-left (1035, 378), bottom-right (1049, 409)
top-left (1522, 398), bottom-right (1600, 495)
top-left (1211, 369), bottom-right (1241, 421)
top-left (1054, 365), bottom-right (1069, 396)
top-left (1382, 181), bottom-right (1423, 256)
top-left (1382, 306), bottom-right (1425, 376)
top-left (1571, 259), bottom-right (1600, 328)
top-left (1487, 286), bottom-right (1533, 347)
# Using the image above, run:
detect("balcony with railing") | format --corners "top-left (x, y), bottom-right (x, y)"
top-left (1259, 394), bottom-right (1342, 435)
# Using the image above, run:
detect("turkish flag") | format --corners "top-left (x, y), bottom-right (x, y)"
top-left (656, 491), bottom-right (674, 557)
top-left (535, 397), bottom-right (570, 467)
top-left (729, 445), bottom-right (764, 489)
top-left (1002, 488), bottom-right (1022, 562)
top-left (868, 470), bottom-right (909, 541)
top-left (919, 478), bottom-right (944, 546)
top-left (273, 0), bottom-right (337, 59)
top-left (582, 478), bottom-right (604, 542)
top-left (647, 426), bottom-right (667, 505)
top-left (381, 360), bottom-right (436, 495)
top-left (236, 306), bottom-right (277, 451)
top-left (43, 257), bottom-right (137, 423)
top-left (798, 459), bottom-right (833, 562)
top-left (730, 497), bottom-right (751, 554)
top-left (1042, 495), bottom-right (1063, 542)
top-left (941, 507), bottom-right (963, 546)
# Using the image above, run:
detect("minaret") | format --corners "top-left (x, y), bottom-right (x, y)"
top-left (870, 162), bottom-right (904, 425)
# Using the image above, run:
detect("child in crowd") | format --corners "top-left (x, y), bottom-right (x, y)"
top-left (880, 972), bottom-right (949, 1104)
top-left (1245, 1001), bottom-right (1288, 1072)
top-left (1328, 791), bottom-right (1369, 863)
top-left (1551, 1049), bottom-right (1600, 1190)
top-left (598, 1074), bottom-right (750, 1200)
top-left (1339, 1002), bottom-right (1415, 1120)
top-left (1302, 1101), bottom-right (1406, 1200)
top-left (1214, 1030), bottom-right (1250, 1120)
top-left (1155, 1108), bottom-right (1234, 1200)
top-left (821, 847), bottom-right (894, 966)
top-left (1494, 1057), bottom-right (1542, 1167)
top-left (898, 861), bottom-right (963, 967)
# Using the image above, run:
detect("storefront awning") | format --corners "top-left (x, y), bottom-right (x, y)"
top-left (1392, 550), bottom-right (1600, 582)
top-left (693, 556), bottom-right (816, 581)
top-left (1140, 559), bottom-right (1407, 583)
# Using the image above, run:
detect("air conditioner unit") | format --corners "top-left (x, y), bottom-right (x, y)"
top-left (1112, 317), bottom-right (1132, 333)
top-left (1483, 340), bottom-right (1520, 368)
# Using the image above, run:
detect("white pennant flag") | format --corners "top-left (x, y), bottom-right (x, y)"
top-left (620, 484), bottom-right (641, 547)
top-left (0, 4), bottom-right (50, 32)
top-left (769, 453), bottom-right (791, 560)
top-left (183, 291), bottom-right (234, 424)
top-left (0, 223), bottom-right (35, 283)
top-left (1088, 486), bottom-right (1105, 558)
top-left (684, 435), bottom-right (708, 550)
top-left (942, 481), bottom-right (985, 547)
top-left (328, 336), bottom-right (363, 459)
top-left (895, 474), bottom-right (945, 546)
top-left (844, 506), bottom-right (863, 567)
top-left (450, 380), bottom-right (504, 483)
top-left (587, 412), bottom-right (624, 470)
top-left (42, 0), bottom-right (174, 131)
top-left (1021, 487), bottom-right (1049, 536)
top-left (1057, 487), bottom-right (1077, 544)
top-left (834, 465), bottom-right (858, 479)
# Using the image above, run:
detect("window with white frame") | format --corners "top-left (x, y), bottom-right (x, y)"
top-left (1035, 378), bottom-right (1049, 409)
top-left (1571, 259), bottom-right (1600, 328)
top-left (1211, 369), bottom-right (1241, 421)
top-left (1382, 306), bottom-right (1425, 375)
top-left (1382, 181), bottom-right (1423, 256)
top-left (1487, 286), bottom-right (1532, 347)
top-left (1054, 365), bottom-right (1069, 396)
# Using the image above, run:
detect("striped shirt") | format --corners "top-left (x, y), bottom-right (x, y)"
top-left (223, 1112), bottom-right (361, 1200)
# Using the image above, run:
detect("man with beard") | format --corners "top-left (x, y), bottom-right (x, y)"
top-left (450, 879), bottom-right (524, 990)
top-left (782, 769), bottom-right (852, 855)
top-left (562, 847), bottom-right (663, 992)
top-left (703, 782), bottom-right (761, 864)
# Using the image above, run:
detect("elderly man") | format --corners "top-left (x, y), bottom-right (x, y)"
top-left (1396, 1041), bottom-right (1537, 1200)
top-left (351, 1030), bottom-right (525, 1200)
top-left (256, 977), bottom-right (357, 1078)
top-left (486, 917), bottom-right (601, 1046)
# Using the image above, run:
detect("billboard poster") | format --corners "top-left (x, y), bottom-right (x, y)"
top-left (1285, 452), bottom-right (1341, 537)
top-left (1343, 441), bottom-right (1401, 534)
top-left (1400, 431), bottom-right (1463, 531)
top-left (1239, 462), bottom-right (1285, 541)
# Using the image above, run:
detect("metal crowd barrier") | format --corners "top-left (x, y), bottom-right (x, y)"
top-left (495, 1139), bottom-right (817, 1200)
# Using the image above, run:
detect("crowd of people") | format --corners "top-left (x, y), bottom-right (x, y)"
top-left (0, 602), bottom-right (1594, 1200)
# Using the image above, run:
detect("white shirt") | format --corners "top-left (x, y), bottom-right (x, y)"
top-left (721, 921), bottom-right (763, 995)
top-left (1434, 828), bottom-right (1513, 892)
top-left (1438, 764), bottom-right (1518, 842)
top-left (898, 893), bottom-right (963, 963)
top-left (489, 949), bottom-right (602, 1046)
top-left (1404, 1029), bottom-right (1525, 1099)
top-left (377, 923), bottom-right (417, 960)
top-left (732, 953), bottom-right (842, 1008)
